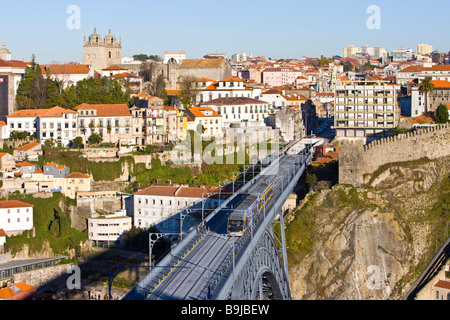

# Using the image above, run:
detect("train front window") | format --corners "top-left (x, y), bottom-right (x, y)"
top-left (228, 219), bottom-right (244, 232)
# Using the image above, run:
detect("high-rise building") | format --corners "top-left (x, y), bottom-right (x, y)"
top-left (417, 43), bottom-right (433, 55)
top-left (334, 81), bottom-right (401, 138)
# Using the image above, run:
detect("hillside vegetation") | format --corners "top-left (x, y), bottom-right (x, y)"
top-left (286, 155), bottom-right (450, 300)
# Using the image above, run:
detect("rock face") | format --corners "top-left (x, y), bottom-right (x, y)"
top-left (287, 156), bottom-right (450, 300)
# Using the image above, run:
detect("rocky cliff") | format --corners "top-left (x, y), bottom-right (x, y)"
top-left (286, 155), bottom-right (450, 300)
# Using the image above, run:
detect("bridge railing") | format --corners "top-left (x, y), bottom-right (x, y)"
top-left (207, 152), bottom-right (312, 299)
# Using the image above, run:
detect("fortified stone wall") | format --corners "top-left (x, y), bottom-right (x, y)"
top-left (339, 123), bottom-right (450, 187)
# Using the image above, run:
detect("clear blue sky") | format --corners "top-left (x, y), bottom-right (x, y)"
top-left (2, 0), bottom-right (450, 64)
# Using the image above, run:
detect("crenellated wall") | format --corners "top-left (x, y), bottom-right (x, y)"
top-left (339, 123), bottom-right (450, 187)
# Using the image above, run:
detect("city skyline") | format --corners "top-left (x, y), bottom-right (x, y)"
top-left (2, 0), bottom-right (450, 64)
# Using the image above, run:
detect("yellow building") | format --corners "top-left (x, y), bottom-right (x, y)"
top-left (62, 172), bottom-right (91, 199)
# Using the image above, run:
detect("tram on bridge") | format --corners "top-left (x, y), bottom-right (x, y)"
top-left (227, 183), bottom-right (274, 237)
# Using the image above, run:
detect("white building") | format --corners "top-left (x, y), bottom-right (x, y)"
top-left (132, 185), bottom-right (219, 232)
top-left (6, 106), bottom-right (78, 147)
top-left (390, 47), bottom-right (413, 62)
top-left (196, 77), bottom-right (255, 105)
top-left (184, 106), bottom-right (223, 139)
top-left (163, 51), bottom-right (186, 64)
top-left (201, 96), bottom-right (270, 129)
top-left (0, 200), bottom-right (33, 235)
top-left (40, 64), bottom-right (94, 89)
top-left (88, 210), bottom-right (132, 246)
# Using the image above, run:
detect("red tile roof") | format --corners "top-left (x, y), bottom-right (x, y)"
top-left (434, 280), bottom-right (450, 290)
top-left (102, 65), bottom-right (127, 71)
top-left (135, 186), bottom-right (218, 198)
top-left (0, 229), bottom-right (5, 237)
top-left (39, 106), bottom-right (77, 117)
top-left (187, 107), bottom-right (221, 118)
top-left (65, 172), bottom-right (90, 179)
top-left (0, 200), bottom-right (33, 209)
top-left (15, 142), bottom-right (41, 151)
top-left (16, 161), bottom-right (35, 167)
top-left (40, 64), bottom-right (91, 74)
top-left (73, 103), bottom-right (131, 116)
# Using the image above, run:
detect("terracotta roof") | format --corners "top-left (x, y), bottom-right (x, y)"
top-left (220, 77), bottom-right (245, 82)
top-left (398, 66), bottom-right (425, 73)
top-left (201, 97), bottom-right (269, 106)
top-left (44, 163), bottom-right (58, 166)
top-left (187, 107), bottom-right (221, 118)
top-left (102, 65), bottom-right (127, 71)
top-left (41, 64), bottom-right (91, 74)
top-left (39, 106), bottom-right (77, 117)
top-left (0, 283), bottom-right (36, 300)
top-left (0, 152), bottom-right (9, 158)
top-left (166, 90), bottom-right (180, 95)
top-left (0, 229), bottom-right (5, 237)
top-left (135, 186), bottom-right (218, 198)
top-left (446, 104), bottom-right (450, 111)
top-left (180, 59), bottom-right (225, 68)
top-left (7, 109), bottom-right (47, 118)
top-left (0, 200), bottom-right (33, 209)
top-left (430, 80), bottom-right (450, 88)
top-left (73, 103), bottom-right (131, 116)
top-left (0, 58), bottom-right (29, 68)
top-left (65, 172), bottom-right (90, 179)
top-left (15, 142), bottom-right (41, 151)
top-left (16, 161), bottom-right (35, 167)
top-left (55, 165), bottom-right (68, 169)
top-left (0, 121), bottom-right (6, 126)
top-left (434, 280), bottom-right (450, 290)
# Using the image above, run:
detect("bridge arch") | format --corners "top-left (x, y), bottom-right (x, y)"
top-left (230, 229), bottom-right (291, 300)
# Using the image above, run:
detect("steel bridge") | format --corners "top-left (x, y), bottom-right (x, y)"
top-left (122, 140), bottom-right (312, 300)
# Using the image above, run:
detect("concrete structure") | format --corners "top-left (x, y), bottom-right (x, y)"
top-left (163, 51), bottom-right (186, 64)
top-left (411, 80), bottom-right (450, 116)
top-left (417, 44), bottom-right (433, 56)
top-left (432, 279), bottom-right (450, 300)
top-left (88, 210), bottom-right (132, 246)
top-left (267, 105), bottom-right (304, 143)
top-left (0, 200), bottom-right (33, 235)
top-left (334, 81), bottom-right (401, 138)
top-left (390, 47), bottom-right (413, 62)
top-left (261, 67), bottom-right (304, 87)
top-left (83, 29), bottom-right (122, 74)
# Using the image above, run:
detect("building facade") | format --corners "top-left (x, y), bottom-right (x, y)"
top-left (0, 200), bottom-right (33, 235)
top-left (334, 81), bottom-right (401, 138)
top-left (83, 29), bottom-right (122, 74)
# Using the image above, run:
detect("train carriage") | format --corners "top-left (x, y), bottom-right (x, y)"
top-left (227, 183), bottom-right (274, 237)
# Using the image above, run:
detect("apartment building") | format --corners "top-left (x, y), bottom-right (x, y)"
top-left (88, 210), bottom-right (132, 246)
top-left (74, 103), bottom-right (133, 145)
top-left (200, 97), bottom-right (269, 128)
top-left (334, 81), bottom-right (401, 138)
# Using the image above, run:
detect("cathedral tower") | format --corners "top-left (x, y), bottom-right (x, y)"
top-left (83, 28), bottom-right (122, 74)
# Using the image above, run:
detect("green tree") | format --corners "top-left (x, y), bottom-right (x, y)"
top-left (305, 173), bottom-right (318, 191)
top-left (73, 137), bottom-right (84, 148)
top-left (88, 133), bottom-right (103, 145)
top-left (418, 77), bottom-right (435, 115)
top-left (435, 104), bottom-right (449, 123)
top-left (178, 75), bottom-right (199, 107)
